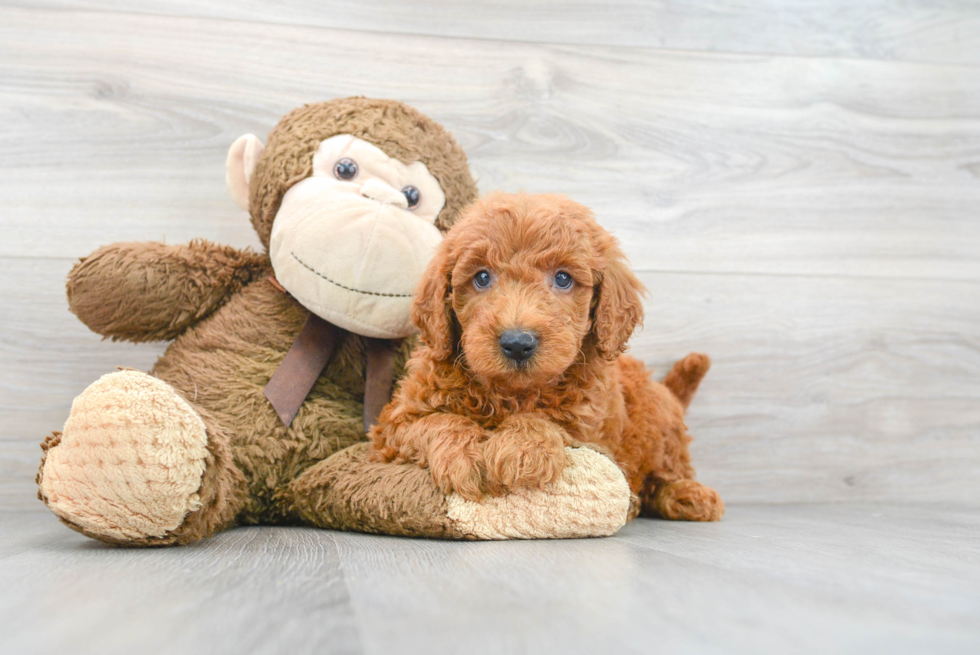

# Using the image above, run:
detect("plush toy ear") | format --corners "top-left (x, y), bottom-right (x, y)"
top-left (411, 244), bottom-right (456, 360)
top-left (226, 134), bottom-right (265, 211)
top-left (590, 257), bottom-right (646, 360)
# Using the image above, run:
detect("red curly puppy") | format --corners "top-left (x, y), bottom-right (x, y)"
top-left (370, 192), bottom-right (724, 521)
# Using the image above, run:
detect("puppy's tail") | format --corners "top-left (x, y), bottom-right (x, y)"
top-left (663, 353), bottom-right (711, 410)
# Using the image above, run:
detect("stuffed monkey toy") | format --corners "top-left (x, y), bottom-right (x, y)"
top-left (36, 98), bottom-right (633, 545)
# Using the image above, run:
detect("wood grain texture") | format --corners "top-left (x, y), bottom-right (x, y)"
top-left (2, 504), bottom-right (978, 654)
top-left (3, 258), bottom-right (977, 508)
top-left (1, 3), bottom-right (979, 511)
top-left (1, 7), bottom-right (979, 280)
top-left (13, 0), bottom-right (980, 65)
top-left (0, 511), bottom-right (362, 655)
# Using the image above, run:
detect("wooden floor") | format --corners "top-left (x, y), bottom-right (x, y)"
top-left (1, 1), bottom-right (979, 652)
top-left (2, 504), bottom-right (978, 654)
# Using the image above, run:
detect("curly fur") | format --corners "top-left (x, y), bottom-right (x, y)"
top-left (371, 193), bottom-right (724, 521)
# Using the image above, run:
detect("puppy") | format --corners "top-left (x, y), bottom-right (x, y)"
top-left (370, 192), bottom-right (723, 521)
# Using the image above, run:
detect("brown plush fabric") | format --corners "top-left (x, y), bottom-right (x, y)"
top-left (68, 240), bottom-right (268, 343)
top-left (36, 431), bottom-right (60, 497)
top-left (151, 279), bottom-right (417, 525)
top-left (167, 405), bottom-right (251, 544)
top-left (37, 99), bottom-right (478, 546)
top-left (62, 249), bottom-right (391, 528)
top-left (249, 98), bottom-right (478, 249)
top-left (287, 442), bottom-right (465, 539)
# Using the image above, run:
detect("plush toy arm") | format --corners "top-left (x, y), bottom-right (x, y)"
top-left (67, 239), bottom-right (269, 342)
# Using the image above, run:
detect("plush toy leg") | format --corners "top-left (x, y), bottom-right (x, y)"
top-left (641, 479), bottom-right (725, 522)
top-left (287, 443), bottom-right (636, 540)
top-left (37, 370), bottom-right (247, 546)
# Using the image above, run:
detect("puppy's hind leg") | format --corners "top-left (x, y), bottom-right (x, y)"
top-left (635, 417), bottom-right (724, 522)
top-left (640, 477), bottom-right (724, 522)
top-left (619, 354), bottom-right (723, 521)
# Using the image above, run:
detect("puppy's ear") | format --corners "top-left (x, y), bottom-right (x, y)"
top-left (412, 243), bottom-right (456, 359)
top-left (590, 254), bottom-right (646, 360)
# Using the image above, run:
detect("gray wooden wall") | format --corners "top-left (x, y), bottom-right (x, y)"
top-left (2, 1), bottom-right (978, 509)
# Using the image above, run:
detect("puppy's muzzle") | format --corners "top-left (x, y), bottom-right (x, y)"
top-left (499, 330), bottom-right (539, 363)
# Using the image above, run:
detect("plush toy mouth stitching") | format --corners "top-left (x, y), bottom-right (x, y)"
top-left (290, 252), bottom-right (413, 298)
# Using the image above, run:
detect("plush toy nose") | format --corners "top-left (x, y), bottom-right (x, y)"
top-left (499, 330), bottom-right (539, 362)
top-left (360, 179), bottom-right (408, 208)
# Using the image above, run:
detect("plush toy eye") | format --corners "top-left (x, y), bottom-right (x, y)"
top-left (334, 158), bottom-right (358, 180)
top-left (402, 185), bottom-right (421, 209)
top-left (554, 271), bottom-right (573, 289)
top-left (473, 270), bottom-right (493, 290)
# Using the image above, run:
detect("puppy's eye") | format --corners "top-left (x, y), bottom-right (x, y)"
top-left (334, 158), bottom-right (358, 180)
top-left (402, 185), bottom-right (421, 209)
top-left (473, 270), bottom-right (493, 290)
top-left (553, 271), bottom-right (574, 290)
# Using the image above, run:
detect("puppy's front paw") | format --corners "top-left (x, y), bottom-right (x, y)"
top-left (483, 415), bottom-right (568, 495)
top-left (428, 434), bottom-right (486, 502)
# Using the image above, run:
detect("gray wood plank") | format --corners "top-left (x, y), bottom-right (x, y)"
top-left (2, 504), bottom-right (977, 654)
top-left (3, 258), bottom-right (977, 508)
top-left (334, 503), bottom-right (980, 654)
top-left (0, 511), bottom-right (362, 655)
top-left (13, 0), bottom-right (980, 65)
top-left (1, 7), bottom-right (979, 281)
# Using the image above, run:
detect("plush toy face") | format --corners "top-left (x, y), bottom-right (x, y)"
top-left (225, 98), bottom-right (479, 339)
top-left (269, 135), bottom-right (446, 337)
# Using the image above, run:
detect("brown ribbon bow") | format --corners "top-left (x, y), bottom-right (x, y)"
top-left (263, 277), bottom-right (398, 433)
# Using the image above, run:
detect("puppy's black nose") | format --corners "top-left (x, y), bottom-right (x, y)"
top-left (499, 330), bottom-right (538, 362)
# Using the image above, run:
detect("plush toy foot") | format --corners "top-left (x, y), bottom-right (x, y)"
top-left (447, 447), bottom-right (633, 539)
top-left (289, 443), bottom-right (635, 540)
top-left (645, 479), bottom-right (725, 522)
top-left (38, 370), bottom-right (211, 543)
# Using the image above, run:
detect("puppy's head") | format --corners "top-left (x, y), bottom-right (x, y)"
top-left (413, 192), bottom-right (645, 388)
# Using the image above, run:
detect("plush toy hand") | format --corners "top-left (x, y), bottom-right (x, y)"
top-left (288, 442), bottom-right (636, 540)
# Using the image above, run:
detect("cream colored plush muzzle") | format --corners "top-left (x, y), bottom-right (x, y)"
top-left (258, 134), bottom-right (447, 338)
top-left (270, 176), bottom-right (443, 338)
